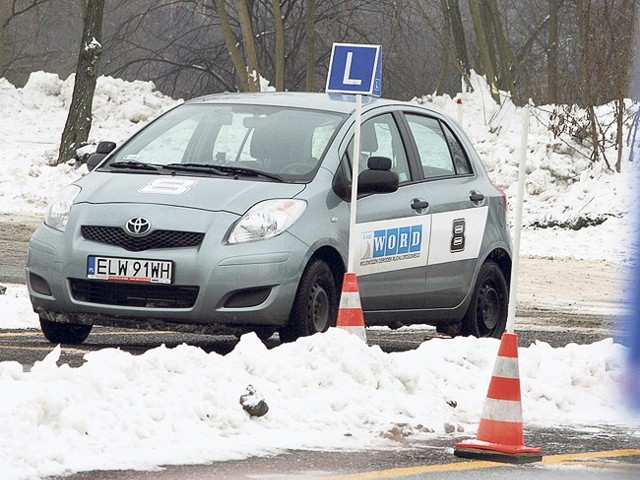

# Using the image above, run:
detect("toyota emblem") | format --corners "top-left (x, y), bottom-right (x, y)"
top-left (125, 217), bottom-right (151, 236)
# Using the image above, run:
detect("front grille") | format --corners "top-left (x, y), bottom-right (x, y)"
top-left (81, 226), bottom-right (204, 252)
top-left (70, 279), bottom-right (199, 308)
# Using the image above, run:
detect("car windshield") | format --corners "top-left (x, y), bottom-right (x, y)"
top-left (105, 103), bottom-right (345, 182)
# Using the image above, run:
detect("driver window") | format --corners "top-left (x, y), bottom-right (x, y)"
top-left (345, 114), bottom-right (411, 183)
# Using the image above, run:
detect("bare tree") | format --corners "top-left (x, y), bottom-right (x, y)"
top-left (441, 0), bottom-right (472, 90)
top-left (272, 0), bottom-right (285, 90)
top-left (57, 0), bottom-right (105, 165)
top-left (0, 0), bottom-right (54, 78)
top-left (468, 0), bottom-right (500, 102)
top-left (304, 0), bottom-right (315, 91)
top-left (547, 0), bottom-right (560, 104)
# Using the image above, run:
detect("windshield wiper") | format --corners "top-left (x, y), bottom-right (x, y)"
top-left (163, 163), bottom-right (229, 176)
top-left (213, 165), bottom-right (284, 182)
top-left (163, 163), bottom-right (284, 182)
top-left (107, 161), bottom-right (160, 171)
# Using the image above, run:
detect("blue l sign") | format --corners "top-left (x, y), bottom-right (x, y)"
top-left (326, 43), bottom-right (382, 96)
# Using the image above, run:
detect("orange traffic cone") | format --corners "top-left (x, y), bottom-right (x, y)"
top-left (454, 332), bottom-right (542, 464)
top-left (335, 272), bottom-right (367, 342)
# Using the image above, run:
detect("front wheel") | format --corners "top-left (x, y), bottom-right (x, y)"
top-left (40, 317), bottom-right (92, 345)
top-left (279, 259), bottom-right (338, 343)
top-left (461, 261), bottom-right (508, 338)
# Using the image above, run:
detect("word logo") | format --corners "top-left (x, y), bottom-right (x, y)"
top-left (360, 225), bottom-right (423, 266)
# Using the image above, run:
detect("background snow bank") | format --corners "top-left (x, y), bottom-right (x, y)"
top-left (0, 330), bottom-right (631, 479)
top-left (0, 72), bottom-right (179, 215)
top-left (1, 71), bottom-right (635, 260)
top-left (419, 73), bottom-right (636, 262)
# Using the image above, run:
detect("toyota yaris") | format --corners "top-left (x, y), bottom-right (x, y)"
top-left (27, 92), bottom-right (512, 344)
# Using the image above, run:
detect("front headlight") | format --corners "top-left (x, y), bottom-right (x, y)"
top-left (228, 199), bottom-right (307, 244)
top-left (45, 184), bottom-right (81, 232)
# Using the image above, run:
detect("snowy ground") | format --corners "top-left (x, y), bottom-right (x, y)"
top-left (0, 72), bottom-right (638, 479)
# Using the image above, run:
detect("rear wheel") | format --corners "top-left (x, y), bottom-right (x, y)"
top-left (40, 317), bottom-right (92, 345)
top-left (279, 259), bottom-right (338, 343)
top-left (461, 261), bottom-right (508, 338)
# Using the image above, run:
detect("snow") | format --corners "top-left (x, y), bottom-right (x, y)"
top-left (0, 332), bottom-right (632, 479)
top-left (0, 71), bottom-right (638, 479)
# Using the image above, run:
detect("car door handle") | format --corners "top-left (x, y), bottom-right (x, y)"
top-left (411, 199), bottom-right (429, 210)
top-left (469, 191), bottom-right (485, 202)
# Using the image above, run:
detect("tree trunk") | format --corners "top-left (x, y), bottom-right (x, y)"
top-left (304, 0), bottom-right (315, 91)
top-left (547, 0), bottom-right (559, 104)
top-left (235, 0), bottom-right (260, 92)
top-left (576, 0), bottom-right (607, 166)
top-left (468, 0), bottom-right (499, 102)
top-left (486, 0), bottom-right (524, 104)
top-left (615, 98), bottom-right (623, 172)
top-left (435, 44), bottom-right (450, 95)
top-left (441, 0), bottom-right (472, 91)
top-left (273, 0), bottom-right (284, 91)
top-left (57, 0), bottom-right (104, 165)
top-left (214, 0), bottom-right (250, 91)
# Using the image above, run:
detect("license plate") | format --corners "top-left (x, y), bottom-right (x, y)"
top-left (87, 256), bottom-right (173, 284)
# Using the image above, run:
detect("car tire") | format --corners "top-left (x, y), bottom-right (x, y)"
top-left (279, 259), bottom-right (338, 343)
top-left (40, 317), bottom-right (92, 345)
top-left (461, 260), bottom-right (508, 339)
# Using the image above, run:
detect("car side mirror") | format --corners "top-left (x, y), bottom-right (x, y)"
top-left (86, 141), bottom-right (117, 171)
top-left (357, 156), bottom-right (399, 195)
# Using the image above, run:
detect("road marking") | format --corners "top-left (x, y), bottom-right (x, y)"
top-left (542, 449), bottom-right (640, 464)
top-left (323, 449), bottom-right (640, 479)
top-left (0, 330), bottom-right (174, 337)
top-left (0, 345), bottom-right (87, 354)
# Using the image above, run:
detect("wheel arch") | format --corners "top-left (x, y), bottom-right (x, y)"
top-left (485, 247), bottom-right (512, 288)
top-left (306, 245), bottom-right (346, 292)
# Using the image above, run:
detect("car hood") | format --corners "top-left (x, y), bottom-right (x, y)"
top-left (74, 173), bottom-right (306, 215)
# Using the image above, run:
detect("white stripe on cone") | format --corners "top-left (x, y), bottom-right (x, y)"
top-left (481, 398), bottom-right (524, 423)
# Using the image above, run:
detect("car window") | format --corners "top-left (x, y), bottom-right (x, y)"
top-left (406, 114), bottom-right (456, 178)
top-left (109, 104), bottom-right (345, 181)
top-left (126, 115), bottom-right (202, 165)
top-left (442, 122), bottom-right (472, 174)
top-left (345, 113), bottom-right (411, 183)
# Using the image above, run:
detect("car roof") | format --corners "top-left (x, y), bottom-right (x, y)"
top-left (186, 91), bottom-right (438, 116)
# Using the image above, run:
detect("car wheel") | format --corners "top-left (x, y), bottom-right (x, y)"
top-left (461, 260), bottom-right (508, 339)
top-left (39, 316), bottom-right (92, 345)
top-left (279, 259), bottom-right (338, 343)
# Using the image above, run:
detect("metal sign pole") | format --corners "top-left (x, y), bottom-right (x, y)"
top-left (347, 93), bottom-right (362, 273)
top-left (506, 104), bottom-right (530, 333)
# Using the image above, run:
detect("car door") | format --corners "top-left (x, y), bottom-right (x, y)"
top-left (401, 112), bottom-right (490, 308)
top-left (342, 111), bottom-right (431, 311)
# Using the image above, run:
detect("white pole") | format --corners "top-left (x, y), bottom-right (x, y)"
top-left (506, 104), bottom-right (529, 334)
top-left (347, 94), bottom-right (363, 273)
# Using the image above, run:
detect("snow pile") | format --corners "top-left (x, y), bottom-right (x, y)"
top-left (0, 72), bottom-right (179, 215)
top-left (419, 72), bottom-right (636, 261)
top-left (0, 330), bottom-right (630, 479)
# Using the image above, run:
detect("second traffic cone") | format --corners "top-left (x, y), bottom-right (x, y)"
top-left (454, 332), bottom-right (542, 464)
top-left (335, 272), bottom-right (367, 342)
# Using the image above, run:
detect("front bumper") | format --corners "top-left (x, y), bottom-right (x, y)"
top-left (27, 205), bottom-right (310, 329)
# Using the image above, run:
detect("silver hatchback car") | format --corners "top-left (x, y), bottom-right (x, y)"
top-left (27, 92), bottom-right (512, 344)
